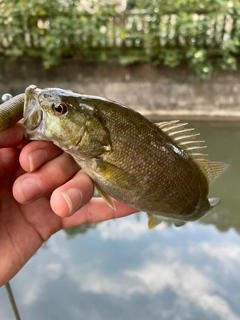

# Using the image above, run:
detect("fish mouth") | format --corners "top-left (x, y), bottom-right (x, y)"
top-left (23, 85), bottom-right (43, 131)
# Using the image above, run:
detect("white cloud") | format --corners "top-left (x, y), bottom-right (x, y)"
top-left (98, 219), bottom-right (147, 240)
top-left (202, 241), bottom-right (240, 263)
top-left (98, 215), bottom-right (167, 240)
top-left (11, 227), bottom-right (240, 320)
top-left (16, 233), bottom-right (69, 306)
top-left (190, 239), bottom-right (240, 276)
top-left (45, 262), bottom-right (63, 280)
top-left (49, 232), bottom-right (71, 260)
top-left (67, 259), bottom-right (240, 320)
top-left (126, 262), bottom-right (238, 319)
top-left (19, 276), bottom-right (44, 306)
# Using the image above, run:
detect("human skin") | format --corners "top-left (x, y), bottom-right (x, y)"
top-left (0, 123), bottom-right (136, 286)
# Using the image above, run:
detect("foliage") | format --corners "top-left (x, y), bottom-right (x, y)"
top-left (1, 0), bottom-right (240, 77)
top-left (64, 223), bottom-right (97, 238)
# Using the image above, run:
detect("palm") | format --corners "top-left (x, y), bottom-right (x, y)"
top-left (0, 146), bottom-right (62, 284)
top-left (0, 126), bottom-right (136, 285)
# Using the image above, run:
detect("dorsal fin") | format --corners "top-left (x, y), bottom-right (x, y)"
top-left (198, 159), bottom-right (230, 184)
top-left (155, 121), bottom-right (208, 158)
top-left (155, 120), bottom-right (179, 129)
top-left (155, 120), bottom-right (230, 183)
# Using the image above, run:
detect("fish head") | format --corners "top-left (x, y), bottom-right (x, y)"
top-left (23, 85), bottom-right (88, 152)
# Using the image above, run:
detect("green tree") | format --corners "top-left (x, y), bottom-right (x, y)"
top-left (1, 0), bottom-right (240, 77)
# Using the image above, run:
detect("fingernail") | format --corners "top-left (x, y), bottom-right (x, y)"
top-left (61, 188), bottom-right (83, 216)
top-left (16, 178), bottom-right (42, 203)
top-left (28, 150), bottom-right (48, 172)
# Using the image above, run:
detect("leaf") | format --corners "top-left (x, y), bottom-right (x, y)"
top-left (1, 0), bottom-right (240, 77)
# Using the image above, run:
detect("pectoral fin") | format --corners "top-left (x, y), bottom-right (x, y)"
top-left (100, 161), bottom-right (138, 190)
top-left (95, 183), bottom-right (115, 210)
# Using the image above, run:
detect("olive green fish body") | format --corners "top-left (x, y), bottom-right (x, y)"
top-left (23, 85), bottom-right (228, 227)
top-left (72, 97), bottom-right (210, 221)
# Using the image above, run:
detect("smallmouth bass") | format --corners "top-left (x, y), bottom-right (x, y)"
top-left (22, 85), bottom-right (229, 228)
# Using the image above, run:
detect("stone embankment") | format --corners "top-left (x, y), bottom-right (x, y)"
top-left (1, 57), bottom-right (240, 121)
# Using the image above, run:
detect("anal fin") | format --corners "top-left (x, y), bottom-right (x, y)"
top-left (147, 213), bottom-right (166, 229)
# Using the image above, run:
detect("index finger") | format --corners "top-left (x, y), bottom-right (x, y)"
top-left (0, 123), bottom-right (25, 147)
top-left (61, 198), bottom-right (138, 229)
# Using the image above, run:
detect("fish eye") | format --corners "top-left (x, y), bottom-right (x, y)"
top-left (52, 102), bottom-right (68, 115)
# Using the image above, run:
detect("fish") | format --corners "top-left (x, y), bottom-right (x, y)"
top-left (22, 84), bottom-right (229, 228)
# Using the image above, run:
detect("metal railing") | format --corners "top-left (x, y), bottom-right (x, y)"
top-left (1, 9), bottom-right (240, 52)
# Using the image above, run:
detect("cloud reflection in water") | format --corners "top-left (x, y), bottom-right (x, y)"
top-left (0, 215), bottom-right (238, 320)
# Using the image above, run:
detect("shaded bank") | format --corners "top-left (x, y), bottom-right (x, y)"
top-left (0, 57), bottom-right (240, 121)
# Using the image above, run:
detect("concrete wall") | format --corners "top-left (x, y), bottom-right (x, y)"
top-left (1, 57), bottom-right (240, 120)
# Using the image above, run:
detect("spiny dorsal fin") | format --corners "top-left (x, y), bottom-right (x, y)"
top-left (198, 159), bottom-right (230, 184)
top-left (95, 183), bottom-right (116, 210)
top-left (155, 120), bottom-right (179, 129)
top-left (155, 120), bottom-right (208, 158)
top-left (147, 213), bottom-right (166, 229)
top-left (155, 121), bottom-right (230, 182)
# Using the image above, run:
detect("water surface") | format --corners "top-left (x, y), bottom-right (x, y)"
top-left (0, 122), bottom-right (240, 320)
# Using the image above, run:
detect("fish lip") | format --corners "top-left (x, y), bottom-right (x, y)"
top-left (23, 85), bottom-right (43, 131)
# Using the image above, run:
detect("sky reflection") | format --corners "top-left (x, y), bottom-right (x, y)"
top-left (1, 215), bottom-right (240, 320)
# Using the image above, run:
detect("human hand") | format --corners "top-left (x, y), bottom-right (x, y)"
top-left (0, 123), bottom-right (136, 286)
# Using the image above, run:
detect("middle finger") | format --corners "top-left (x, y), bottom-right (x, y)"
top-left (13, 152), bottom-right (80, 203)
